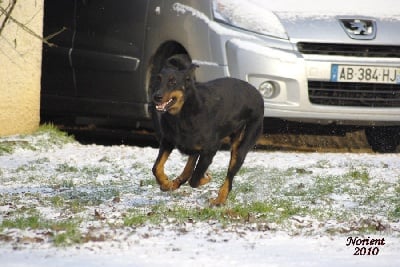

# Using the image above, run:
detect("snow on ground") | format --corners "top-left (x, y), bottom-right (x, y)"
top-left (3, 234), bottom-right (400, 267)
top-left (0, 130), bottom-right (399, 266)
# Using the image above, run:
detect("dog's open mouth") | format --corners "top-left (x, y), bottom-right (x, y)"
top-left (155, 98), bottom-right (176, 112)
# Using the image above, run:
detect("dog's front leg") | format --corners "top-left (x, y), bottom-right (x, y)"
top-left (171, 154), bottom-right (199, 188)
top-left (189, 152), bottom-right (215, 188)
top-left (152, 142), bottom-right (176, 192)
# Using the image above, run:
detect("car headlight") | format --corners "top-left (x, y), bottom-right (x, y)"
top-left (212, 0), bottom-right (288, 39)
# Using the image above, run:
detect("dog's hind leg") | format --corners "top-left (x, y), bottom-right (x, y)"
top-left (211, 120), bottom-right (262, 206)
top-left (171, 154), bottom-right (199, 188)
top-left (210, 129), bottom-right (244, 206)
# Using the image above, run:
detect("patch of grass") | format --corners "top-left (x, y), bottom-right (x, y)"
top-left (49, 178), bottom-right (76, 190)
top-left (0, 141), bottom-right (16, 155)
top-left (0, 140), bottom-right (35, 155)
top-left (346, 168), bottom-right (370, 184)
top-left (56, 163), bottom-right (79, 173)
top-left (308, 174), bottom-right (338, 199)
top-left (124, 212), bottom-right (150, 227)
top-left (34, 123), bottom-right (75, 145)
top-left (359, 182), bottom-right (388, 207)
top-left (68, 199), bottom-right (86, 214)
top-left (49, 195), bottom-right (65, 208)
top-left (274, 199), bottom-right (307, 221)
top-left (390, 206), bottom-right (400, 219)
top-left (287, 167), bottom-right (313, 175)
top-left (180, 200), bottom-right (306, 225)
top-left (52, 220), bottom-right (83, 247)
top-left (172, 206), bottom-right (228, 223)
top-left (237, 166), bottom-right (262, 176)
top-left (124, 204), bottom-right (166, 227)
top-left (123, 205), bottom-right (224, 227)
top-left (30, 157), bottom-right (51, 165)
top-left (314, 160), bottom-right (331, 168)
top-left (232, 182), bottom-right (255, 196)
top-left (123, 200), bottom-right (308, 228)
top-left (15, 164), bottom-right (39, 172)
top-left (388, 185), bottom-right (400, 219)
top-left (223, 165), bottom-right (399, 235)
top-left (81, 166), bottom-right (107, 178)
top-left (58, 188), bottom-right (121, 212)
top-left (139, 178), bottom-right (158, 187)
top-left (1, 215), bottom-right (42, 230)
top-left (0, 210), bottom-right (83, 247)
top-left (0, 124), bottom-right (74, 155)
top-left (62, 179), bottom-right (75, 189)
top-left (46, 193), bottom-right (86, 214)
top-left (53, 164), bottom-right (108, 183)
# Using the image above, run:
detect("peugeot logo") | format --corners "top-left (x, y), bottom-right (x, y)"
top-left (339, 18), bottom-right (377, 40)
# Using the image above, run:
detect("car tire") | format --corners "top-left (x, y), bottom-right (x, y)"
top-left (365, 127), bottom-right (400, 153)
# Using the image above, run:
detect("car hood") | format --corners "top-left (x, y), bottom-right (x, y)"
top-left (249, 0), bottom-right (400, 44)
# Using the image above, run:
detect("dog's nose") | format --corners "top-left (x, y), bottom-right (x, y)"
top-left (153, 92), bottom-right (163, 103)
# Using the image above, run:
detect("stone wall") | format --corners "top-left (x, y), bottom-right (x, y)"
top-left (0, 0), bottom-right (44, 136)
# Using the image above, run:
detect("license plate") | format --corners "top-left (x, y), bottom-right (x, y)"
top-left (331, 64), bottom-right (400, 84)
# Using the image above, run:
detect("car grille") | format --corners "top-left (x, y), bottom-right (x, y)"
top-left (308, 81), bottom-right (400, 107)
top-left (297, 42), bottom-right (400, 58)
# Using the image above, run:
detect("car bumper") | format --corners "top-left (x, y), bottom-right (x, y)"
top-left (222, 38), bottom-right (400, 126)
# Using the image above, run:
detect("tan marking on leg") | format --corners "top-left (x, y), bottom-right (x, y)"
top-left (171, 155), bottom-right (198, 189)
top-left (210, 178), bottom-right (230, 206)
top-left (153, 150), bottom-right (176, 191)
top-left (227, 127), bottom-right (245, 172)
top-left (198, 172), bottom-right (211, 186)
top-left (211, 128), bottom-right (246, 205)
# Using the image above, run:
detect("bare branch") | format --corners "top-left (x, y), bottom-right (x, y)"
top-left (0, 0), bottom-right (17, 37)
top-left (43, 27), bottom-right (67, 47)
top-left (0, 1), bottom-right (65, 47)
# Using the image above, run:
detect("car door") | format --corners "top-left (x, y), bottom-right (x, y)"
top-left (72, 0), bottom-right (148, 107)
top-left (41, 0), bottom-right (75, 98)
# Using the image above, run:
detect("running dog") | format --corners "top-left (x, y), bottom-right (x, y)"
top-left (152, 62), bottom-right (264, 205)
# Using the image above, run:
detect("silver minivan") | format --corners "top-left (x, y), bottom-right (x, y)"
top-left (42, 0), bottom-right (400, 151)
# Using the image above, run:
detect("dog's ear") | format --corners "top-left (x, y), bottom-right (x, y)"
top-left (188, 63), bottom-right (199, 72)
top-left (166, 55), bottom-right (192, 70)
top-left (185, 64), bottom-right (199, 81)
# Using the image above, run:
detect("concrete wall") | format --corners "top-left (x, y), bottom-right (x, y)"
top-left (0, 0), bottom-right (44, 136)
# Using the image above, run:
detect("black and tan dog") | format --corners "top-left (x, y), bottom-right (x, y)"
top-left (152, 62), bottom-right (264, 205)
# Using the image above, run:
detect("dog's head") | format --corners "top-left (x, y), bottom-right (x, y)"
top-left (152, 63), bottom-right (198, 115)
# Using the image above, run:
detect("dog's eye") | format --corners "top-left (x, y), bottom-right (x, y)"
top-left (168, 78), bottom-right (177, 87)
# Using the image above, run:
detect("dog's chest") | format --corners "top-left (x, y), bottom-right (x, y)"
top-left (173, 128), bottom-right (205, 153)
top-left (164, 119), bottom-right (214, 154)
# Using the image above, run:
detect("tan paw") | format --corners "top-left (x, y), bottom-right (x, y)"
top-left (159, 180), bottom-right (180, 192)
top-left (198, 173), bottom-right (212, 186)
top-left (209, 180), bottom-right (229, 206)
top-left (209, 196), bottom-right (227, 206)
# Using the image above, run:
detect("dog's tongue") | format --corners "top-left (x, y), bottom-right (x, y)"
top-left (156, 102), bottom-right (168, 112)
top-left (156, 99), bottom-right (173, 112)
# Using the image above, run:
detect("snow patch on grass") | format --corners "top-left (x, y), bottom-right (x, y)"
top-left (0, 127), bottom-right (399, 266)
